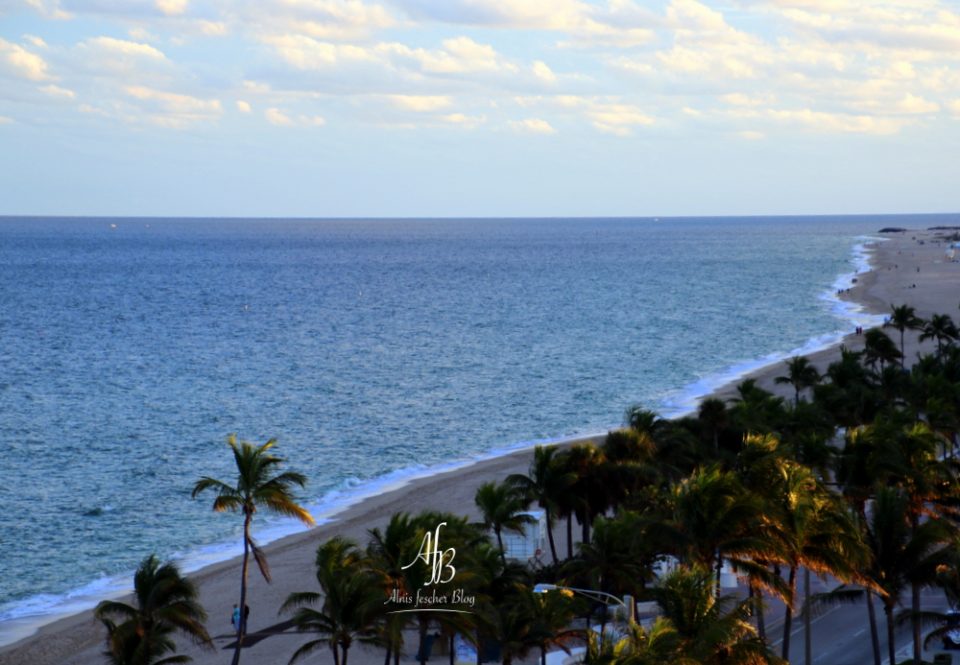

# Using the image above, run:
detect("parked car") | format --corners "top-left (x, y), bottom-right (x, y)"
top-left (943, 610), bottom-right (960, 650)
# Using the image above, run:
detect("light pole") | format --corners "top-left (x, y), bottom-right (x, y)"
top-left (533, 583), bottom-right (636, 625)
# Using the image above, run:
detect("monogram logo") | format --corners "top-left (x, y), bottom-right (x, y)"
top-left (401, 522), bottom-right (456, 586)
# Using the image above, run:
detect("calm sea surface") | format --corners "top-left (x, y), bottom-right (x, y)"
top-left (0, 215), bottom-right (953, 642)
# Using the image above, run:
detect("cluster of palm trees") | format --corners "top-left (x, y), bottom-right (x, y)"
top-left (95, 303), bottom-right (960, 665)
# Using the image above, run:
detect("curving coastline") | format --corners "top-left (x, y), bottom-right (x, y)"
top-left (2, 226), bottom-right (959, 665)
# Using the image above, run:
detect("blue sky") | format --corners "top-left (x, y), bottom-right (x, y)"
top-left (1, 0), bottom-right (958, 217)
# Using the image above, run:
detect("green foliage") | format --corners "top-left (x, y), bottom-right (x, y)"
top-left (95, 555), bottom-right (211, 665)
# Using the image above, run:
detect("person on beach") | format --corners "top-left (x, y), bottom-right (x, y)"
top-left (231, 604), bottom-right (240, 632)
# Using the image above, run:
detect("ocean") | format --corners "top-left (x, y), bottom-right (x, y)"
top-left (0, 214), bottom-right (948, 644)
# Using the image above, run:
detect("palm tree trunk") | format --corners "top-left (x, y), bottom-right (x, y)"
top-left (545, 507), bottom-right (558, 564)
top-left (900, 330), bottom-right (906, 368)
top-left (581, 511), bottom-right (590, 545)
top-left (343, 644), bottom-right (350, 665)
top-left (384, 644), bottom-right (392, 665)
top-left (450, 635), bottom-right (455, 665)
top-left (475, 630), bottom-right (482, 665)
top-left (751, 580), bottom-right (766, 641)
top-left (332, 644), bottom-right (341, 665)
top-left (803, 568), bottom-right (812, 665)
top-left (715, 554), bottom-right (723, 599)
top-left (418, 619), bottom-right (429, 665)
top-left (866, 590), bottom-right (881, 665)
top-left (566, 516), bottom-right (573, 559)
top-left (885, 603), bottom-right (896, 665)
top-left (541, 645), bottom-right (546, 665)
top-left (231, 512), bottom-right (253, 665)
top-left (912, 582), bottom-right (922, 664)
top-left (781, 565), bottom-right (797, 661)
top-left (495, 527), bottom-right (506, 567)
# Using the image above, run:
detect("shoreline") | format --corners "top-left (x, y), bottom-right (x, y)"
top-left (3, 227), bottom-right (959, 665)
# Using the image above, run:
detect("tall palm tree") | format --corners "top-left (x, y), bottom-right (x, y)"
top-left (890, 304), bottom-right (925, 368)
top-left (920, 313), bottom-right (960, 357)
top-left (281, 537), bottom-right (382, 665)
top-left (506, 445), bottom-right (576, 563)
top-left (775, 356), bottom-right (820, 407)
top-left (95, 554), bottom-right (212, 665)
top-left (191, 435), bottom-right (315, 665)
top-left (474, 480), bottom-right (533, 566)
top-left (863, 487), bottom-right (952, 665)
top-left (559, 443), bottom-right (609, 549)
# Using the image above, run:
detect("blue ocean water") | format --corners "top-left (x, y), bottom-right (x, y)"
top-left (0, 214), bottom-right (952, 643)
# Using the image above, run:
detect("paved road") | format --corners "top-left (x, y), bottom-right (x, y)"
top-left (758, 580), bottom-right (952, 665)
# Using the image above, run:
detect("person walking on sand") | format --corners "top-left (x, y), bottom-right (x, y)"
top-left (231, 604), bottom-right (241, 633)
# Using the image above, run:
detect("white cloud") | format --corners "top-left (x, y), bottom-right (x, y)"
top-left (0, 115), bottom-right (13, 124)
top-left (265, 106), bottom-right (294, 126)
top-left (0, 37), bottom-right (51, 81)
top-left (587, 103), bottom-right (654, 135)
top-left (441, 112), bottom-right (485, 128)
top-left (249, 0), bottom-right (395, 41)
top-left (236, 99), bottom-right (252, 112)
top-left (949, 99), bottom-right (960, 116)
top-left (532, 60), bottom-right (556, 83)
top-left (156, 0), bottom-right (187, 16)
top-left (263, 35), bottom-right (377, 69)
top-left (40, 83), bottom-right (75, 98)
top-left (23, 35), bottom-right (47, 48)
top-left (388, 95), bottom-right (452, 111)
top-left (125, 85), bottom-right (223, 127)
top-left (737, 130), bottom-right (765, 140)
top-left (264, 106), bottom-right (325, 126)
top-left (766, 108), bottom-right (906, 134)
top-left (393, 0), bottom-right (656, 47)
top-left (894, 93), bottom-right (939, 114)
top-left (23, 0), bottom-right (71, 19)
top-left (77, 36), bottom-right (167, 63)
top-left (509, 117), bottom-right (556, 134)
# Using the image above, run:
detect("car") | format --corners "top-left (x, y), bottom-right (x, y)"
top-left (943, 610), bottom-right (960, 650)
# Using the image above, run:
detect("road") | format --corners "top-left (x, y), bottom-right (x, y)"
top-left (759, 579), bottom-right (952, 664)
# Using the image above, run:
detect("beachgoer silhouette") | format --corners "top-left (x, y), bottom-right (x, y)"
top-left (232, 604), bottom-right (240, 632)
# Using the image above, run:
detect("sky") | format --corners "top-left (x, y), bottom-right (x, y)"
top-left (1, 0), bottom-right (959, 218)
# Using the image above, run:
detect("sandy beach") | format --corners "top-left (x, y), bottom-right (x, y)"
top-left (2, 227), bottom-right (959, 665)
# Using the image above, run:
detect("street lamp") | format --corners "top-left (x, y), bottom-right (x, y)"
top-left (532, 583), bottom-right (636, 625)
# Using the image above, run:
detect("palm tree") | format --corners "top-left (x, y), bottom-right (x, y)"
top-left (191, 435), bottom-right (315, 665)
top-left (767, 463), bottom-right (867, 664)
top-left (775, 356), bottom-right (820, 407)
top-left (889, 304), bottom-right (925, 368)
top-left (729, 379), bottom-right (785, 436)
top-left (920, 313), bottom-right (960, 356)
top-left (862, 329), bottom-right (902, 373)
top-left (526, 588), bottom-right (583, 665)
top-left (863, 487), bottom-right (952, 665)
top-left (670, 465), bottom-right (769, 597)
top-left (474, 480), bottom-right (533, 566)
top-left (559, 443), bottom-right (609, 549)
top-left (95, 554), bottom-right (212, 665)
top-left (281, 537), bottom-right (382, 665)
top-left (697, 398), bottom-right (728, 456)
top-left (506, 445), bottom-right (576, 563)
top-left (652, 566), bottom-right (783, 664)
